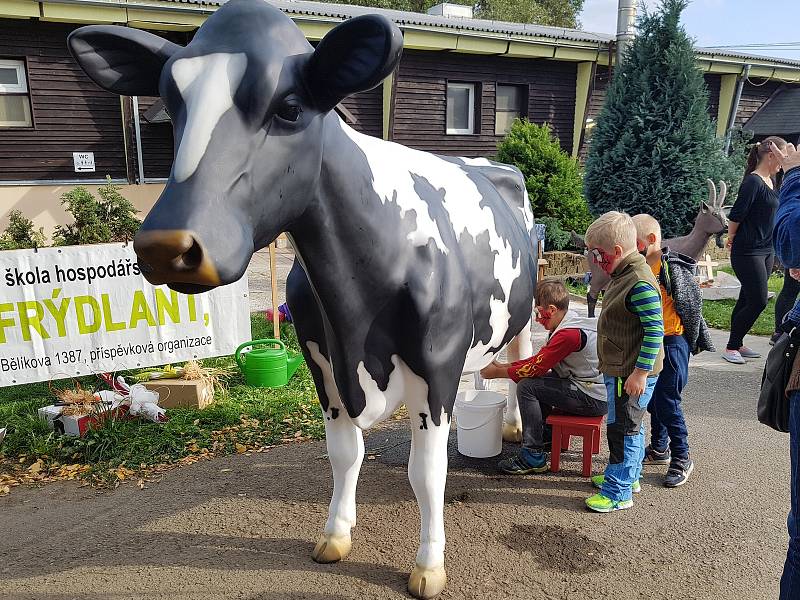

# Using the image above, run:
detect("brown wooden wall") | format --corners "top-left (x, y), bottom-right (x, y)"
top-left (341, 86), bottom-right (383, 139)
top-left (704, 74), bottom-right (721, 121)
top-left (735, 80), bottom-right (782, 127)
top-left (391, 50), bottom-right (577, 157)
top-left (0, 17), bottom-right (792, 182)
top-left (0, 19), bottom-right (127, 181)
top-left (137, 97), bottom-right (174, 180)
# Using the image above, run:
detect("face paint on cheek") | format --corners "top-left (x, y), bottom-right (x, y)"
top-left (535, 309), bottom-right (553, 327)
top-left (591, 248), bottom-right (614, 275)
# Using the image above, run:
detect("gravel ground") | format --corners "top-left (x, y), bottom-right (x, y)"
top-left (0, 254), bottom-right (789, 600)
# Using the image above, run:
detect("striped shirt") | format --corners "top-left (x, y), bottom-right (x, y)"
top-left (625, 281), bottom-right (664, 372)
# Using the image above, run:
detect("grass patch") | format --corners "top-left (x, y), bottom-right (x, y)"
top-left (0, 313), bottom-right (322, 490)
top-left (701, 268), bottom-right (784, 335)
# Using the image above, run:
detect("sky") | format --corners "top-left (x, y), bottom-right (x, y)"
top-left (579, 0), bottom-right (800, 61)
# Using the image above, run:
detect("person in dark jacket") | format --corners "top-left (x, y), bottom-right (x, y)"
top-left (772, 140), bottom-right (800, 600)
top-left (632, 214), bottom-right (714, 488)
top-left (724, 136), bottom-right (788, 364)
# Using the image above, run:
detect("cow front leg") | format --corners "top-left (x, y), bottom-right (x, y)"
top-left (407, 407), bottom-right (450, 600)
top-left (502, 319), bottom-right (533, 442)
top-left (312, 407), bottom-right (364, 564)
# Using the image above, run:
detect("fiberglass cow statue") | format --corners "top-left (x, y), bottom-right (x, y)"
top-left (68, 2), bottom-right (537, 598)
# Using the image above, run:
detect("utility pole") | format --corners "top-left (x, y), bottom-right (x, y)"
top-left (616, 0), bottom-right (639, 67)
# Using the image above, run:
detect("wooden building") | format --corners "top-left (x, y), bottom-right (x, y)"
top-left (0, 0), bottom-right (798, 234)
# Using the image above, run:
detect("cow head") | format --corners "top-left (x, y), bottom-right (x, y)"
top-left (68, 0), bottom-right (402, 293)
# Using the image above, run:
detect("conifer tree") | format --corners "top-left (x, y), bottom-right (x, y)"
top-left (584, 0), bottom-right (731, 238)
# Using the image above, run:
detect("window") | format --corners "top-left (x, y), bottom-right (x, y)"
top-left (446, 82), bottom-right (475, 134)
top-left (495, 84), bottom-right (525, 135)
top-left (0, 59), bottom-right (32, 127)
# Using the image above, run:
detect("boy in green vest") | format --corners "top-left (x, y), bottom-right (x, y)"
top-left (583, 211), bottom-right (664, 513)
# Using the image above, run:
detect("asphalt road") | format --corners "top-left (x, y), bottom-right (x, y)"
top-left (0, 320), bottom-right (790, 600)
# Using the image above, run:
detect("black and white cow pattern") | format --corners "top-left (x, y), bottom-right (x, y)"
top-left (68, 2), bottom-right (537, 598)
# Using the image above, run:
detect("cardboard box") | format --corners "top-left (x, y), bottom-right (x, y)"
top-left (143, 379), bottom-right (214, 409)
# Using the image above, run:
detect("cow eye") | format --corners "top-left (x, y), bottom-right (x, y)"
top-left (276, 100), bottom-right (301, 123)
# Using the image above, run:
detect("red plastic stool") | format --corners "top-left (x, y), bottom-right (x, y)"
top-left (545, 413), bottom-right (604, 477)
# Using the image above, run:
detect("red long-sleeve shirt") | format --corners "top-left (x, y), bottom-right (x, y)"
top-left (506, 328), bottom-right (582, 383)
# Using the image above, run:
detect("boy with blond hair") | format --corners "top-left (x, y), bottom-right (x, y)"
top-left (481, 279), bottom-right (607, 474)
top-left (584, 211), bottom-right (664, 512)
top-left (630, 214), bottom-right (713, 487)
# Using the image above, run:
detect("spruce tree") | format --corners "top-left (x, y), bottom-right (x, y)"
top-left (584, 0), bottom-right (728, 238)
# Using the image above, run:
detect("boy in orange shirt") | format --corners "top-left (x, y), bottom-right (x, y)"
top-left (631, 214), bottom-right (714, 487)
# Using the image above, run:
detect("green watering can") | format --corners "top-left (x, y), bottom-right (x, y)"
top-left (235, 338), bottom-right (304, 388)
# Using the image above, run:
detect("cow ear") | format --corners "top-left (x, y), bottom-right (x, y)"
top-left (68, 25), bottom-right (180, 97)
top-left (305, 15), bottom-right (403, 112)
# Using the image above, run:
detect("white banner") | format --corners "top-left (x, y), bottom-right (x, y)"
top-left (0, 243), bottom-right (251, 385)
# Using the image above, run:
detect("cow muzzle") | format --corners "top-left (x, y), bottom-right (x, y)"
top-left (134, 230), bottom-right (221, 291)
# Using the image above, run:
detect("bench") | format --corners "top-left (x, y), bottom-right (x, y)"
top-left (545, 413), bottom-right (604, 477)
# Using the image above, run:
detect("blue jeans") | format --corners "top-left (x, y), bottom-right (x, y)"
top-left (600, 374), bottom-right (658, 502)
top-left (649, 335), bottom-right (690, 459)
top-left (781, 391), bottom-right (800, 599)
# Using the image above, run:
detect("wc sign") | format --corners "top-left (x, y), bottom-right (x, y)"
top-left (72, 152), bottom-right (95, 173)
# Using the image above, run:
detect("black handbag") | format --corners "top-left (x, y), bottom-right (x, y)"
top-left (758, 327), bottom-right (799, 433)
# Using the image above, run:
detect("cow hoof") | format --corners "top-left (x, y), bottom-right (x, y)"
top-left (311, 534), bottom-right (351, 563)
top-left (408, 564), bottom-right (447, 599)
top-left (502, 422), bottom-right (522, 442)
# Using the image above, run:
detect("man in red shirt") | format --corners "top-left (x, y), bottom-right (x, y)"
top-left (481, 279), bottom-right (607, 474)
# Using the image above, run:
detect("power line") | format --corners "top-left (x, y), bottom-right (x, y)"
top-left (706, 42), bottom-right (800, 48)
top-left (703, 42), bottom-right (800, 50)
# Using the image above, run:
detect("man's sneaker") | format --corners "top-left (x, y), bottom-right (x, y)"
top-left (591, 474), bottom-right (641, 494)
top-left (722, 349), bottom-right (746, 364)
top-left (498, 450), bottom-right (548, 475)
top-left (585, 493), bottom-right (633, 513)
top-left (737, 345), bottom-right (761, 359)
top-left (643, 445), bottom-right (671, 465)
top-left (664, 457), bottom-right (694, 488)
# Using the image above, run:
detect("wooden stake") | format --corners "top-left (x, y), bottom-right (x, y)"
top-left (269, 241), bottom-right (280, 340)
top-left (696, 253), bottom-right (719, 282)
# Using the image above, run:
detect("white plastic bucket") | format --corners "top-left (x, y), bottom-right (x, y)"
top-left (454, 390), bottom-right (507, 458)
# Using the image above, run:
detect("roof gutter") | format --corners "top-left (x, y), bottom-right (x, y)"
top-left (29, 0), bottom-right (800, 71)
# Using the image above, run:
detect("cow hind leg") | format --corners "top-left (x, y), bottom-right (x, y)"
top-left (406, 402), bottom-right (450, 600)
top-left (502, 318), bottom-right (533, 442)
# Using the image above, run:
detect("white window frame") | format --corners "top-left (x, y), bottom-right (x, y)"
top-left (0, 59), bottom-right (32, 128)
top-left (446, 82), bottom-right (475, 135)
top-left (0, 59), bottom-right (29, 94)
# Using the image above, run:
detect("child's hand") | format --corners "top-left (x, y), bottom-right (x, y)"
top-left (791, 268), bottom-right (800, 282)
top-left (480, 361), bottom-right (507, 380)
top-left (623, 369), bottom-right (648, 398)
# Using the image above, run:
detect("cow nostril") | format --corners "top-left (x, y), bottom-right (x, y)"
top-left (179, 238), bottom-right (203, 271)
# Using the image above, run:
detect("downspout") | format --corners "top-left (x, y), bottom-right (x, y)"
top-left (723, 64), bottom-right (750, 154)
top-left (131, 95), bottom-right (146, 184)
top-left (616, 0), bottom-right (638, 67)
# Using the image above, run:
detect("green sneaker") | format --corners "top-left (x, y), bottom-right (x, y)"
top-left (591, 474), bottom-right (641, 494)
top-left (585, 493), bottom-right (633, 513)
